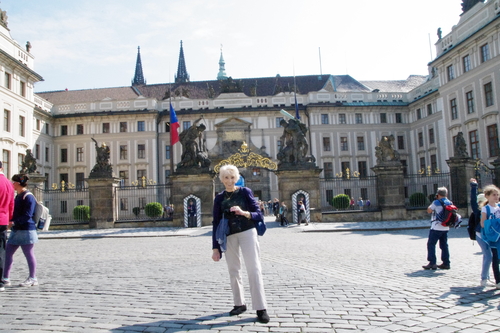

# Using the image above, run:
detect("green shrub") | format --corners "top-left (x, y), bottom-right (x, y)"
top-left (145, 202), bottom-right (163, 218)
top-left (73, 205), bottom-right (90, 221)
top-left (132, 207), bottom-right (141, 217)
top-left (331, 194), bottom-right (350, 210)
top-left (409, 192), bottom-right (427, 207)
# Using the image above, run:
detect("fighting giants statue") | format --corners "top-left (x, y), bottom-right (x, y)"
top-left (453, 132), bottom-right (469, 158)
top-left (20, 149), bottom-right (37, 174)
top-left (277, 117), bottom-right (314, 168)
top-left (177, 118), bottom-right (211, 171)
top-left (89, 138), bottom-right (113, 178)
top-left (375, 135), bottom-right (401, 165)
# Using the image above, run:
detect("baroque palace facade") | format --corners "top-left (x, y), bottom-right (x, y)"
top-left (1, 0), bottom-right (500, 204)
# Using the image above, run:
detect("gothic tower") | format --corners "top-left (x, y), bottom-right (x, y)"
top-left (175, 40), bottom-right (190, 84)
top-left (131, 46), bottom-right (145, 86)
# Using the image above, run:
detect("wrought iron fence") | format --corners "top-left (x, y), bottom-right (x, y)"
top-left (319, 176), bottom-right (378, 212)
top-left (34, 184), bottom-right (90, 225)
top-left (115, 183), bottom-right (172, 221)
top-left (404, 171), bottom-right (450, 208)
top-left (474, 159), bottom-right (495, 190)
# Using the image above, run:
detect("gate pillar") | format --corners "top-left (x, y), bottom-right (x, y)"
top-left (26, 173), bottom-right (46, 202)
top-left (86, 177), bottom-right (120, 229)
top-left (276, 168), bottom-right (323, 223)
top-left (170, 172), bottom-right (215, 227)
top-left (446, 157), bottom-right (475, 208)
top-left (371, 164), bottom-right (406, 220)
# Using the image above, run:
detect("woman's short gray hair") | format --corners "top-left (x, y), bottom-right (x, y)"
top-left (219, 164), bottom-right (240, 181)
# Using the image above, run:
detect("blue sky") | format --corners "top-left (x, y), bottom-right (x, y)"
top-left (3, 0), bottom-right (463, 92)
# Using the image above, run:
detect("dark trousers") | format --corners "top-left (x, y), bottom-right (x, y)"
top-left (0, 225), bottom-right (7, 279)
top-left (427, 229), bottom-right (450, 265)
top-left (492, 248), bottom-right (500, 283)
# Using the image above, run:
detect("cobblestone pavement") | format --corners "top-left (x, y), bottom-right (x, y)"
top-left (2, 217), bottom-right (500, 332)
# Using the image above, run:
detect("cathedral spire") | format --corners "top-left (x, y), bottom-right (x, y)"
top-left (217, 44), bottom-right (227, 80)
top-left (132, 46), bottom-right (145, 86)
top-left (175, 40), bottom-right (190, 84)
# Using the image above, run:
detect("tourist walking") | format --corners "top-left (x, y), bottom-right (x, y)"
top-left (279, 201), bottom-right (288, 226)
top-left (0, 162), bottom-right (14, 292)
top-left (3, 174), bottom-right (39, 287)
top-left (479, 183), bottom-right (500, 289)
top-left (211, 165), bottom-right (270, 323)
top-left (422, 187), bottom-right (451, 270)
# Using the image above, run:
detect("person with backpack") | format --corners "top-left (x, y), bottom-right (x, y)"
top-left (2, 174), bottom-right (39, 287)
top-left (470, 179), bottom-right (500, 287)
top-left (422, 187), bottom-right (452, 270)
top-left (479, 183), bottom-right (500, 289)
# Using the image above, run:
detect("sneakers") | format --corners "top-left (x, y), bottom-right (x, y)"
top-left (229, 305), bottom-right (247, 316)
top-left (256, 309), bottom-right (270, 323)
top-left (496, 283), bottom-right (500, 290)
top-left (422, 263), bottom-right (438, 270)
top-left (19, 277), bottom-right (38, 287)
top-left (437, 263), bottom-right (450, 270)
top-left (481, 279), bottom-right (488, 287)
top-left (2, 278), bottom-right (11, 287)
top-left (0, 283), bottom-right (4, 292)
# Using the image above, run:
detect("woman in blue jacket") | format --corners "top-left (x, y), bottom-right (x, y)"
top-left (2, 174), bottom-right (38, 287)
top-left (470, 178), bottom-right (500, 287)
top-left (211, 165), bottom-right (269, 323)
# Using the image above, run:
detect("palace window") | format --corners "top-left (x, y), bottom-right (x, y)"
top-left (61, 148), bottom-right (68, 163)
top-left (427, 104), bottom-right (432, 116)
top-left (357, 137), bottom-right (365, 151)
top-left (481, 43), bottom-right (490, 63)
top-left (102, 123), bottom-right (110, 133)
top-left (340, 137), bottom-right (348, 151)
top-left (76, 147), bottom-right (83, 162)
top-left (469, 130), bottom-right (480, 159)
top-left (380, 113), bottom-right (387, 123)
top-left (321, 114), bottom-right (329, 124)
top-left (339, 114), bottom-right (346, 124)
top-left (137, 121), bottom-right (145, 132)
top-left (418, 132), bottom-right (424, 147)
top-left (19, 116), bottom-right (25, 137)
top-left (417, 108), bottom-right (422, 120)
top-left (120, 122), bottom-right (127, 132)
top-left (138, 144), bottom-right (145, 159)
top-left (323, 137), bottom-right (331, 151)
top-left (3, 110), bottom-right (10, 132)
top-left (355, 113), bottom-right (362, 124)
top-left (61, 125), bottom-right (68, 136)
top-left (120, 145), bottom-right (128, 160)
top-left (395, 113), bottom-right (402, 123)
top-left (447, 64), bottom-right (455, 81)
top-left (429, 128), bottom-right (435, 145)
top-left (323, 162), bottom-right (333, 178)
top-left (488, 124), bottom-right (499, 157)
top-left (76, 124), bottom-right (84, 135)
top-left (466, 91), bottom-right (474, 114)
top-left (463, 54), bottom-right (471, 72)
top-left (450, 98), bottom-right (458, 119)
top-left (484, 82), bottom-right (494, 107)
top-left (397, 135), bottom-right (405, 150)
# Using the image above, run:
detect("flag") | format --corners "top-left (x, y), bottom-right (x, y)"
top-left (170, 103), bottom-right (180, 145)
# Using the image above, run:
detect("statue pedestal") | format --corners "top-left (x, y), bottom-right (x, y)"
top-left (26, 173), bottom-right (46, 202)
top-left (170, 172), bottom-right (214, 227)
top-left (371, 164), bottom-right (406, 220)
top-left (86, 177), bottom-right (120, 229)
top-left (276, 167), bottom-right (323, 223)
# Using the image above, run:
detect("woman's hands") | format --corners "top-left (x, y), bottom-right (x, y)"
top-left (230, 206), bottom-right (250, 219)
top-left (212, 249), bottom-right (221, 262)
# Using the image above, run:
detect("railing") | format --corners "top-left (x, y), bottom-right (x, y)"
top-left (35, 185), bottom-right (90, 225)
top-left (115, 183), bottom-right (172, 221)
top-left (319, 176), bottom-right (378, 212)
top-left (404, 172), bottom-right (450, 208)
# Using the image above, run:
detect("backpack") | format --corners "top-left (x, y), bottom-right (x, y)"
top-left (467, 212), bottom-right (478, 240)
top-left (437, 199), bottom-right (459, 227)
top-left (23, 192), bottom-right (51, 231)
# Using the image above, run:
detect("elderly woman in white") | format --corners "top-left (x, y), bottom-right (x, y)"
top-left (211, 164), bottom-right (269, 323)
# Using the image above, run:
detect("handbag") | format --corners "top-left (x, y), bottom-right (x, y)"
top-left (255, 220), bottom-right (267, 236)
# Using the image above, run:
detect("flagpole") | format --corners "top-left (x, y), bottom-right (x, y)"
top-left (293, 61), bottom-right (300, 120)
top-left (169, 84), bottom-right (174, 179)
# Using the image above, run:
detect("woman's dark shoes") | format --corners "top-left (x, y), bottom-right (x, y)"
top-left (229, 305), bottom-right (247, 316)
top-left (437, 263), bottom-right (450, 269)
top-left (422, 263), bottom-right (438, 270)
top-left (256, 309), bottom-right (270, 323)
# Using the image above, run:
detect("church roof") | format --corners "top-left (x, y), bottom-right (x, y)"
top-left (37, 87), bottom-right (140, 105)
top-left (360, 75), bottom-right (427, 92)
top-left (36, 75), bottom-right (424, 105)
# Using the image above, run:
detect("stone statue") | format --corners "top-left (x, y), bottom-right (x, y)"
top-left (89, 138), bottom-right (112, 178)
top-left (277, 118), bottom-right (309, 165)
top-left (462, 0), bottom-right (484, 13)
top-left (375, 135), bottom-right (400, 165)
top-left (220, 77), bottom-right (243, 93)
top-left (0, 9), bottom-right (8, 28)
top-left (20, 149), bottom-right (37, 174)
top-left (177, 118), bottom-right (210, 169)
top-left (437, 28), bottom-right (442, 40)
top-left (26, 41), bottom-right (31, 53)
top-left (453, 132), bottom-right (469, 158)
